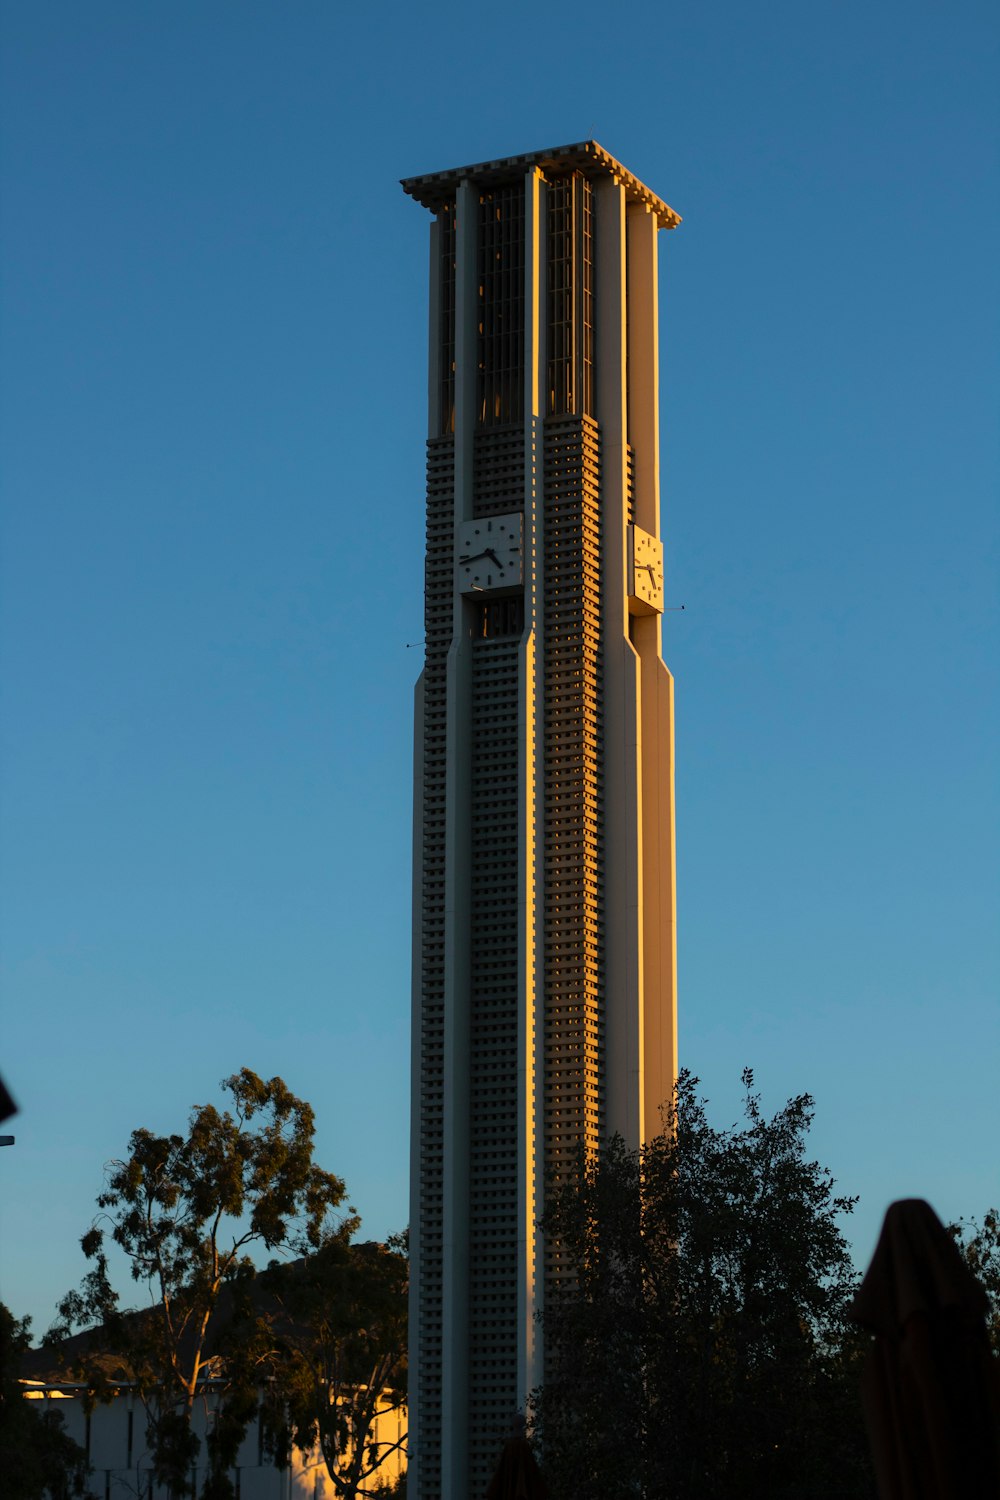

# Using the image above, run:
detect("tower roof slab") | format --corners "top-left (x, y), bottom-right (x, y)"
top-left (401, 140), bottom-right (681, 230)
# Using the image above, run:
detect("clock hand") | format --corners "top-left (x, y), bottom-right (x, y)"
top-left (460, 548), bottom-right (506, 570)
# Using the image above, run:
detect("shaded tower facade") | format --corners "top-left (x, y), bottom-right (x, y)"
top-left (403, 142), bottom-right (680, 1499)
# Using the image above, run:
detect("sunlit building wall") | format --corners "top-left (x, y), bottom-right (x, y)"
top-left (403, 142), bottom-right (680, 1499)
top-left (21, 1382), bottom-right (407, 1499)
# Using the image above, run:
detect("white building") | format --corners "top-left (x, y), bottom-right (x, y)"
top-left (22, 1378), bottom-right (407, 1499)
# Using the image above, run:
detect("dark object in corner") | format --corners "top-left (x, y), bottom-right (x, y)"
top-left (850, 1198), bottom-right (1000, 1499)
top-left (484, 1415), bottom-right (548, 1500)
top-left (0, 1075), bottom-right (16, 1124)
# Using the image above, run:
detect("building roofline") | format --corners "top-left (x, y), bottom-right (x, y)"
top-left (401, 140), bottom-right (681, 230)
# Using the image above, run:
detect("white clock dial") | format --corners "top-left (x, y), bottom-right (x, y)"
top-left (455, 512), bottom-right (524, 595)
top-left (628, 523), bottom-right (664, 615)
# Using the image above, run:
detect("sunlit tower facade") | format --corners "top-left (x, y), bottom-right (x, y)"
top-left (403, 142), bottom-right (680, 1499)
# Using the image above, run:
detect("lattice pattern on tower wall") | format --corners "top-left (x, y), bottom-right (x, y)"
top-left (473, 425), bottom-right (525, 516)
top-left (542, 413), bottom-right (604, 1294)
top-left (416, 433), bottom-right (454, 1498)
top-left (477, 185), bottom-right (525, 427)
top-left (467, 627), bottom-right (522, 1492)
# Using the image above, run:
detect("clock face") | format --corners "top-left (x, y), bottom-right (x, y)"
top-left (629, 523), bottom-right (664, 614)
top-left (455, 512), bottom-right (523, 594)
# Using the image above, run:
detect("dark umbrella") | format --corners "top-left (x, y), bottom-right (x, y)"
top-left (849, 1198), bottom-right (1000, 1499)
top-left (484, 1414), bottom-right (548, 1500)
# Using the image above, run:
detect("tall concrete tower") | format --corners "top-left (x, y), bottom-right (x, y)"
top-left (403, 142), bottom-right (680, 1499)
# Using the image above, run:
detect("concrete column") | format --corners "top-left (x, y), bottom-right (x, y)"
top-left (595, 175), bottom-right (644, 1151)
top-left (440, 175), bottom-right (478, 1498)
top-left (407, 668), bottom-right (425, 1499)
top-left (637, 633), bottom-right (678, 1132)
top-left (518, 166), bottom-right (545, 1407)
top-left (626, 205), bottom-right (659, 540)
top-left (626, 201), bottom-right (678, 1137)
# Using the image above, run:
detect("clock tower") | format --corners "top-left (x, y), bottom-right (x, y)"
top-left (403, 142), bottom-right (680, 1498)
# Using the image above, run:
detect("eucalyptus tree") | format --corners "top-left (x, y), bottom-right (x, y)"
top-left (48, 1068), bottom-right (353, 1499)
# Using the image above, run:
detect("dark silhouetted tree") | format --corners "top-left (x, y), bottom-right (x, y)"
top-left (532, 1069), bottom-right (873, 1500)
top-left (948, 1208), bottom-right (1000, 1354)
top-left (0, 1303), bottom-right (94, 1499)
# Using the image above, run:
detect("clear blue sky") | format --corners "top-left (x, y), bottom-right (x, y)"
top-left (1, 0), bottom-right (997, 1336)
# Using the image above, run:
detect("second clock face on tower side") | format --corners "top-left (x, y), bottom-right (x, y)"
top-left (628, 523), bottom-right (665, 614)
top-left (455, 512), bottom-right (524, 595)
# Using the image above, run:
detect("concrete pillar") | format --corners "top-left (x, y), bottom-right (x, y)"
top-left (595, 176), bottom-right (644, 1150)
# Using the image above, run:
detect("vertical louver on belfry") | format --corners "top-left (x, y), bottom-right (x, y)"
top-left (477, 185), bottom-right (525, 428)
top-left (546, 173), bottom-right (594, 418)
top-left (438, 204), bottom-right (457, 436)
top-left (404, 143), bottom-right (681, 1499)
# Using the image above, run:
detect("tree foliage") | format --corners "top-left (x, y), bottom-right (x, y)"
top-left (532, 1069), bottom-right (873, 1500)
top-left (48, 1068), bottom-right (351, 1499)
top-left (0, 1303), bottom-right (94, 1500)
top-left (948, 1208), bottom-right (1000, 1355)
